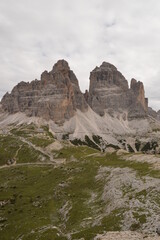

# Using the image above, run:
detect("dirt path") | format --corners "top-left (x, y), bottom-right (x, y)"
top-left (0, 162), bottom-right (57, 169)
top-left (14, 144), bottom-right (22, 159)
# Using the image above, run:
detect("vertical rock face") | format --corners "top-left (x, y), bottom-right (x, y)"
top-left (87, 62), bottom-right (148, 118)
top-left (128, 78), bottom-right (148, 118)
top-left (88, 62), bottom-right (129, 116)
top-left (89, 62), bottom-right (128, 92)
top-left (1, 60), bottom-right (87, 123)
top-left (130, 78), bottom-right (148, 111)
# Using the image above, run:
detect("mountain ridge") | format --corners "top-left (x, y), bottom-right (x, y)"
top-left (1, 59), bottom-right (150, 120)
top-left (1, 59), bottom-right (160, 152)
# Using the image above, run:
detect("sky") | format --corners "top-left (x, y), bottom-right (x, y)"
top-left (0, 0), bottom-right (160, 110)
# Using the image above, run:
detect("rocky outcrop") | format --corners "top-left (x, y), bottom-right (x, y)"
top-left (130, 78), bottom-right (147, 111)
top-left (1, 60), bottom-right (88, 124)
top-left (148, 108), bottom-right (160, 121)
top-left (88, 62), bottom-right (129, 116)
top-left (87, 62), bottom-right (148, 118)
top-left (128, 78), bottom-right (148, 118)
top-left (148, 107), bottom-right (157, 118)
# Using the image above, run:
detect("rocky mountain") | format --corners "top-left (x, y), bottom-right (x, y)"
top-left (1, 60), bottom-right (149, 121)
top-left (1, 59), bottom-right (160, 152)
top-left (85, 62), bottom-right (148, 118)
top-left (1, 60), bottom-right (160, 240)
top-left (1, 60), bottom-right (88, 124)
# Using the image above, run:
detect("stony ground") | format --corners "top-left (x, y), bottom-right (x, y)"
top-left (95, 231), bottom-right (160, 240)
top-left (95, 166), bottom-right (160, 233)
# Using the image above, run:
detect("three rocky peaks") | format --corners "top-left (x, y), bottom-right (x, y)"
top-left (1, 59), bottom-right (149, 123)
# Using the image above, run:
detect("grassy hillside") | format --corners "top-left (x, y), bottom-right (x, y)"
top-left (0, 124), bottom-right (160, 239)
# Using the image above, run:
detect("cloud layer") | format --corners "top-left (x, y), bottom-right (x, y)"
top-left (1, 0), bottom-right (160, 110)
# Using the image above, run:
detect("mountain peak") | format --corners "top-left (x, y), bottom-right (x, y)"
top-left (100, 61), bottom-right (117, 71)
top-left (87, 62), bottom-right (147, 118)
top-left (93, 62), bottom-right (117, 72)
top-left (52, 59), bottom-right (70, 73)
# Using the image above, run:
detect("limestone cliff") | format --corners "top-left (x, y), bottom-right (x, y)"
top-left (1, 60), bottom-right (88, 123)
top-left (87, 62), bottom-right (148, 118)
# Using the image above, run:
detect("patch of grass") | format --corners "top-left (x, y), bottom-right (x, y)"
top-left (11, 124), bottom-right (55, 144)
top-left (11, 128), bottom-right (29, 137)
top-left (0, 129), bottom-right (51, 165)
top-left (135, 189), bottom-right (147, 198)
top-left (65, 164), bottom-right (101, 230)
top-left (54, 146), bottom-right (99, 160)
top-left (55, 149), bottom-right (160, 178)
top-left (29, 136), bottom-right (54, 148)
top-left (0, 143), bottom-right (160, 239)
top-left (41, 125), bottom-right (54, 138)
top-left (0, 151), bottom-right (103, 239)
top-left (0, 165), bottom-right (67, 240)
top-left (17, 143), bottom-right (49, 163)
top-left (121, 184), bottom-right (134, 197)
top-left (10, 124), bottom-right (36, 137)
top-left (0, 135), bottom-right (22, 165)
top-left (130, 222), bottom-right (141, 231)
top-left (130, 209), bottom-right (147, 231)
top-left (71, 208), bottom-right (124, 239)
top-left (21, 228), bottom-right (67, 240)
top-left (133, 211), bottom-right (147, 224)
top-left (0, 145), bottom-right (104, 239)
top-left (102, 208), bottom-right (124, 230)
top-left (89, 152), bottom-right (160, 178)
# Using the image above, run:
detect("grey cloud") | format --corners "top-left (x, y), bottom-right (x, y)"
top-left (0, 0), bottom-right (160, 110)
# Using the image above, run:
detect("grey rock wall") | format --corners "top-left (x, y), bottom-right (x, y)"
top-left (87, 62), bottom-right (148, 118)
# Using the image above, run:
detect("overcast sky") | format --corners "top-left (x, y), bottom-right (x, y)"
top-left (0, 0), bottom-right (160, 110)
